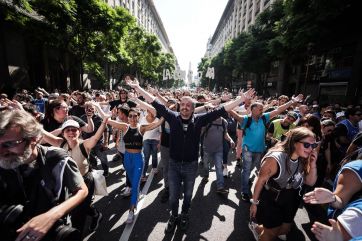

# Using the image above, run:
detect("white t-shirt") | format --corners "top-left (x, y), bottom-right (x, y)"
top-left (139, 115), bottom-right (161, 141)
top-left (337, 207), bottom-right (362, 238)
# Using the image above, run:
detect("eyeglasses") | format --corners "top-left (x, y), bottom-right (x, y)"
top-left (299, 141), bottom-right (318, 149)
top-left (64, 127), bottom-right (79, 133)
top-left (128, 114), bottom-right (138, 118)
top-left (0, 139), bottom-right (26, 149)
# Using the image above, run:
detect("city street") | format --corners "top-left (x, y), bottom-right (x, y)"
top-left (84, 146), bottom-right (314, 241)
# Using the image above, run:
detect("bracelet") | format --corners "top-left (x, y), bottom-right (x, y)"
top-left (250, 199), bottom-right (260, 205)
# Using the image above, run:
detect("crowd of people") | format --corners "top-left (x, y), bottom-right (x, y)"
top-left (0, 80), bottom-right (361, 241)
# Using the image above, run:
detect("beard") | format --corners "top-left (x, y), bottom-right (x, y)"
top-left (0, 145), bottom-right (33, 169)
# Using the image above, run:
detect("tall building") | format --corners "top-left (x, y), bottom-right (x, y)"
top-left (105, 0), bottom-right (174, 54)
top-left (206, 0), bottom-right (274, 58)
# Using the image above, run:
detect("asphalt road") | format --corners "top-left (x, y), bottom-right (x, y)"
top-left (83, 147), bottom-right (315, 241)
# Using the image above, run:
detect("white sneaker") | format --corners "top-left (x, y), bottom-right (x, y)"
top-left (248, 221), bottom-right (260, 241)
top-left (126, 211), bottom-right (134, 224)
top-left (278, 235), bottom-right (287, 241)
top-left (223, 167), bottom-right (228, 177)
top-left (121, 187), bottom-right (131, 197)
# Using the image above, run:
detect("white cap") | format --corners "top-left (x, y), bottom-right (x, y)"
top-left (61, 120), bottom-right (80, 130)
top-left (336, 111), bottom-right (345, 119)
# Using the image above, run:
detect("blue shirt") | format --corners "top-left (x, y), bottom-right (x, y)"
top-left (241, 113), bottom-right (270, 152)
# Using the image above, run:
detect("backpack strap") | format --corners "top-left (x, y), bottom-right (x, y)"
top-left (79, 142), bottom-right (88, 159)
top-left (60, 140), bottom-right (66, 148)
top-left (243, 115), bottom-right (268, 136)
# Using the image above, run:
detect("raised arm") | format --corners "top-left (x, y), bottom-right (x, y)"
top-left (41, 129), bottom-right (64, 147)
top-left (133, 98), bottom-right (157, 116)
top-left (140, 117), bottom-right (164, 135)
top-left (228, 109), bottom-right (244, 123)
top-left (83, 117), bottom-right (109, 151)
top-left (269, 94), bottom-right (303, 119)
top-left (222, 89), bottom-right (255, 112)
top-left (80, 113), bottom-right (94, 133)
top-left (125, 78), bottom-right (156, 103)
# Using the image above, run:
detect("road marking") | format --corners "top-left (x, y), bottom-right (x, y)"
top-left (118, 170), bottom-right (155, 241)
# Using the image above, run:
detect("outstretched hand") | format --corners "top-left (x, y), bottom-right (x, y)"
top-left (125, 78), bottom-right (139, 88)
top-left (292, 94), bottom-right (303, 103)
top-left (239, 88), bottom-right (255, 101)
top-left (303, 187), bottom-right (334, 204)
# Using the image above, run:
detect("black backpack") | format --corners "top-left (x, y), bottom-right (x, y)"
top-left (242, 115), bottom-right (267, 137)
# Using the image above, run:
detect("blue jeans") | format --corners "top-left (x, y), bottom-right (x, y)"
top-left (241, 147), bottom-right (263, 194)
top-left (168, 159), bottom-right (198, 216)
top-left (143, 139), bottom-right (159, 176)
top-left (203, 150), bottom-right (224, 189)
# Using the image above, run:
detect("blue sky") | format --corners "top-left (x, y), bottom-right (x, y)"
top-left (154, 0), bottom-right (228, 74)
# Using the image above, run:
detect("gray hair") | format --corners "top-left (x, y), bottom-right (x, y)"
top-left (0, 110), bottom-right (43, 140)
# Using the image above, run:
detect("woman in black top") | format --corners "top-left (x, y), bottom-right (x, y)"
top-left (93, 103), bottom-right (163, 224)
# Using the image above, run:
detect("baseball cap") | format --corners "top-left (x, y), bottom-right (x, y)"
top-left (336, 111), bottom-right (345, 119)
top-left (287, 111), bottom-right (298, 121)
top-left (61, 120), bottom-right (80, 130)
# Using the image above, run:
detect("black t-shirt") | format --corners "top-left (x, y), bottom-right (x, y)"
top-left (41, 115), bottom-right (87, 132)
top-left (81, 114), bottom-right (107, 144)
top-left (0, 146), bottom-right (83, 240)
top-left (69, 105), bottom-right (86, 118)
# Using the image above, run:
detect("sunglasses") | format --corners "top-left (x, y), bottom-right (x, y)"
top-left (0, 139), bottom-right (26, 149)
top-left (64, 127), bottom-right (79, 133)
top-left (299, 141), bottom-right (318, 149)
top-left (128, 114), bottom-right (138, 118)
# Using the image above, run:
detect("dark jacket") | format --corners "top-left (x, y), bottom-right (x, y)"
top-left (151, 100), bottom-right (226, 162)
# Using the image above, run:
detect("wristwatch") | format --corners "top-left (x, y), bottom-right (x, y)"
top-left (250, 199), bottom-right (260, 205)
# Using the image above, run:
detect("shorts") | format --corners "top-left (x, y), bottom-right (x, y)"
top-left (256, 187), bottom-right (301, 229)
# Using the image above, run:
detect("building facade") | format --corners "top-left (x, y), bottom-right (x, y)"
top-left (105, 0), bottom-right (174, 54)
top-left (207, 0), bottom-right (274, 58)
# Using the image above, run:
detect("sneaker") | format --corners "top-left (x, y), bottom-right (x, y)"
top-left (223, 167), bottom-right (228, 177)
top-left (241, 192), bottom-right (250, 202)
top-left (248, 221), bottom-right (260, 241)
top-left (278, 234), bottom-right (287, 240)
top-left (89, 211), bottom-right (103, 232)
top-left (216, 188), bottom-right (229, 194)
top-left (126, 211), bottom-right (134, 224)
top-left (165, 215), bottom-right (178, 233)
top-left (178, 213), bottom-right (189, 231)
top-left (160, 188), bottom-right (169, 203)
top-left (120, 187), bottom-right (131, 197)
